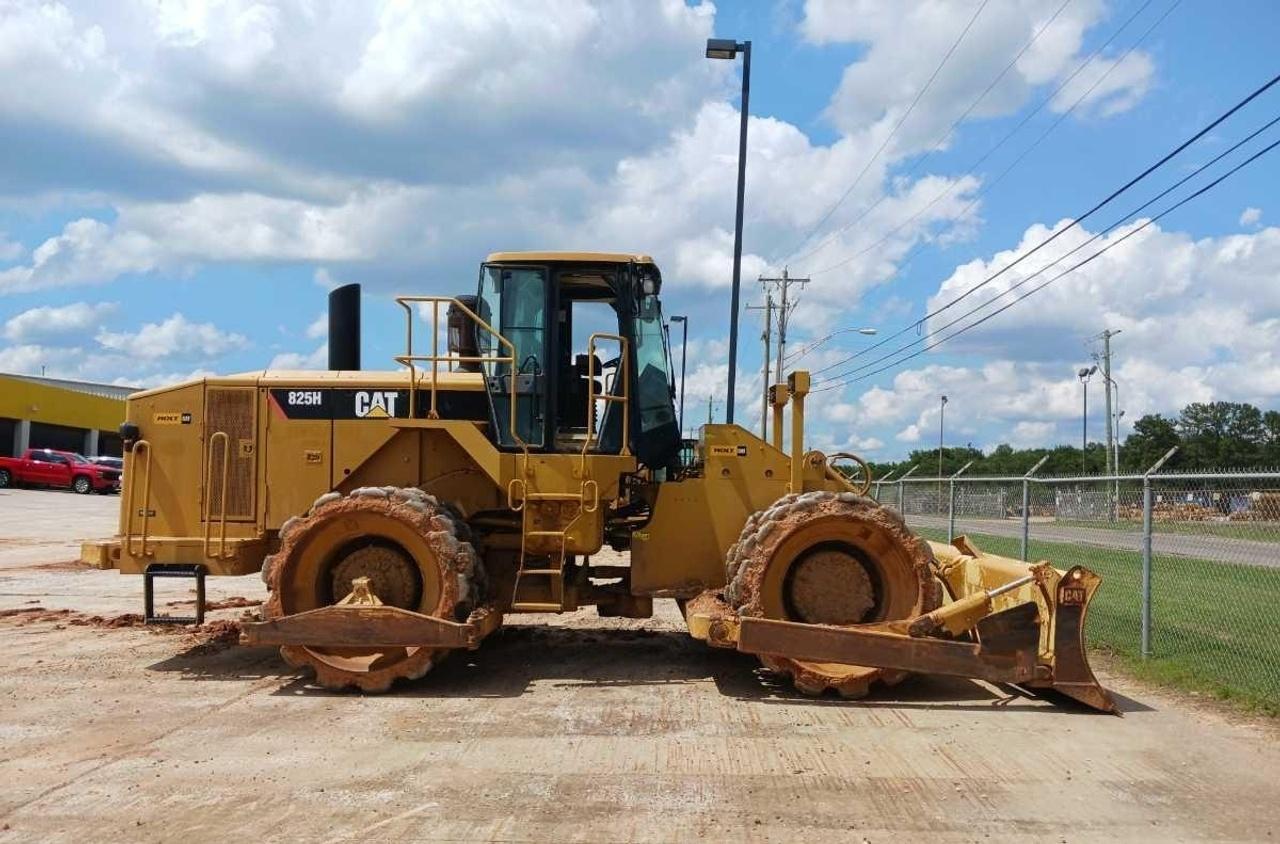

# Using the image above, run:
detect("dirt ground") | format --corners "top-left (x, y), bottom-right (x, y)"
top-left (1, 487), bottom-right (1278, 843)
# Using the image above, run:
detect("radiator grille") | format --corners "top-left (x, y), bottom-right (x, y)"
top-left (206, 387), bottom-right (256, 520)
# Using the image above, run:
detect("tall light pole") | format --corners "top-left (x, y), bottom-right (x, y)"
top-left (1115, 408), bottom-right (1125, 467)
top-left (1092, 328), bottom-right (1121, 478)
top-left (706, 37), bottom-right (751, 425)
top-left (1077, 365), bottom-right (1098, 474)
top-left (669, 315), bottom-right (688, 437)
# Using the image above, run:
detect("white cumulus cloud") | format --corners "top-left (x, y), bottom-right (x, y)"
top-left (96, 313), bottom-right (249, 360)
top-left (3, 301), bottom-right (117, 343)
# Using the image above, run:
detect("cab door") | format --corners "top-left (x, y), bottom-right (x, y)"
top-left (476, 264), bottom-right (549, 448)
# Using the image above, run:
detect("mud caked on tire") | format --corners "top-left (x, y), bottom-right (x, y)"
top-left (724, 491), bottom-right (939, 698)
top-left (261, 486), bottom-right (486, 693)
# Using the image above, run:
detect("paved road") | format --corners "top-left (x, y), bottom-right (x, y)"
top-left (907, 514), bottom-right (1280, 569)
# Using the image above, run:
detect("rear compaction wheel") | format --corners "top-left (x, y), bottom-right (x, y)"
top-left (724, 491), bottom-right (939, 697)
top-left (261, 487), bottom-right (486, 692)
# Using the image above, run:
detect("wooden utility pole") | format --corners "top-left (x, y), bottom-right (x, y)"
top-left (746, 294), bottom-right (776, 438)
top-left (758, 268), bottom-right (809, 386)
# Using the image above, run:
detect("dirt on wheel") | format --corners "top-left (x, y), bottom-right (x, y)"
top-left (263, 486), bottom-right (484, 692)
top-left (726, 491), bottom-right (938, 697)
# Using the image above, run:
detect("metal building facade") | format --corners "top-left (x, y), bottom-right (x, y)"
top-left (0, 373), bottom-right (135, 458)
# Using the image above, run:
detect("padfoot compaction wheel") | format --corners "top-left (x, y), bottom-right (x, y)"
top-left (724, 491), bottom-right (939, 697)
top-left (262, 487), bottom-right (485, 692)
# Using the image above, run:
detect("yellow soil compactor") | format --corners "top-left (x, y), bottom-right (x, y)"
top-left (83, 252), bottom-right (1114, 712)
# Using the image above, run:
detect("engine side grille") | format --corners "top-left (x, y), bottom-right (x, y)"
top-left (205, 387), bottom-right (256, 520)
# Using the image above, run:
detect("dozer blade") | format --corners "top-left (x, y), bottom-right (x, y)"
top-left (241, 604), bottom-right (501, 650)
top-left (1046, 566), bottom-right (1118, 713)
top-left (691, 565), bottom-right (1117, 714)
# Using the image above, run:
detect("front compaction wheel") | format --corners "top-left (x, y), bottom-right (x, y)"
top-left (262, 487), bottom-right (486, 692)
top-left (724, 491), bottom-right (939, 697)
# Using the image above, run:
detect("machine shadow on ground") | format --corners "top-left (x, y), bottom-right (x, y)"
top-left (146, 621), bottom-right (1143, 715)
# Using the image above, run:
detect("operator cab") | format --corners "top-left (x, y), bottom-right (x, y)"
top-left (462, 252), bottom-right (681, 471)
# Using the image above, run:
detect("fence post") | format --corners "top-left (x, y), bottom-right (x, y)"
top-left (947, 481), bottom-right (956, 542)
top-left (1020, 455), bottom-right (1050, 562)
top-left (896, 464), bottom-right (919, 515)
top-left (946, 460), bottom-right (974, 543)
top-left (1141, 447), bottom-right (1179, 659)
top-left (874, 469), bottom-right (897, 505)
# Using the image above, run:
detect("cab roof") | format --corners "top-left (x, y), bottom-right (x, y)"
top-left (485, 251), bottom-right (655, 265)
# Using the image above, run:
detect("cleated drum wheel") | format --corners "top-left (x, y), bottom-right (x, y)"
top-left (724, 491), bottom-right (939, 698)
top-left (261, 487), bottom-right (486, 693)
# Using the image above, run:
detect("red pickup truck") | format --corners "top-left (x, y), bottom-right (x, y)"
top-left (0, 448), bottom-right (122, 494)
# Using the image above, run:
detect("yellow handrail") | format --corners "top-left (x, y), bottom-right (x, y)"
top-left (394, 296), bottom-right (526, 454)
top-left (202, 431), bottom-right (231, 559)
top-left (123, 440), bottom-right (153, 558)
top-left (581, 332), bottom-right (630, 461)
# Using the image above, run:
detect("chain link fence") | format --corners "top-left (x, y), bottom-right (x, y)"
top-left (874, 464), bottom-right (1280, 712)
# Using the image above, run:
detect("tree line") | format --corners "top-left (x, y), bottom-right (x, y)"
top-left (864, 401), bottom-right (1280, 478)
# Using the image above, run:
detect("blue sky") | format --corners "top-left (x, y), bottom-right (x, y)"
top-left (1, 0), bottom-right (1278, 460)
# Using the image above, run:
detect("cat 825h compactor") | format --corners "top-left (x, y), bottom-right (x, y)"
top-left (82, 252), bottom-right (1114, 712)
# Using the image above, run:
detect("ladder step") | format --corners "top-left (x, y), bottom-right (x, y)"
top-left (511, 602), bottom-right (562, 612)
top-left (525, 492), bottom-right (585, 501)
top-left (518, 568), bottom-right (563, 576)
top-left (525, 530), bottom-right (568, 538)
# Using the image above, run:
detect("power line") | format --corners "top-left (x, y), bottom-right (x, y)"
top-left (813, 113), bottom-right (1280, 386)
top-left (803, 0), bottom-right (1172, 286)
top-left (775, 0), bottom-right (991, 268)
top-left (785, 0), bottom-right (1075, 271)
top-left (811, 57), bottom-right (1278, 380)
top-left (813, 134), bottom-right (1280, 391)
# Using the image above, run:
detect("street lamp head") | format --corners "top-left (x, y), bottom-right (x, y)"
top-left (669, 315), bottom-right (686, 323)
top-left (705, 38), bottom-right (740, 59)
top-left (941, 395), bottom-right (948, 405)
top-left (857, 327), bottom-right (877, 335)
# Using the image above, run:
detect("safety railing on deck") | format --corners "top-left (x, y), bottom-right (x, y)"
top-left (581, 332), bottom-right (630, 461)
top-left (394, 296), bottom-right (524, 450)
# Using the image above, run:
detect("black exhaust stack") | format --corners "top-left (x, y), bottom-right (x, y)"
top-left (328, 283), bottom-right (361, 370)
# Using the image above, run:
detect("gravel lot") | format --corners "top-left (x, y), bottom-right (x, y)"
top-left (1, 487), bottom-right (1278, 842)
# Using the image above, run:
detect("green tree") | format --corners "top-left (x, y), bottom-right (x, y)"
top-left (862, 401), bottom-right (1278, 478)
top-left (1178, 402), bottom-right (1266, 468)
top-left (1263, 410), bottom-right (1280, 466)
top-left (1122, 414), bottom-right (1179, 471)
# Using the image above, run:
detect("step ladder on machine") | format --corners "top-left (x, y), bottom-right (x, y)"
top-left (507, 480), bottom-right (598, 612)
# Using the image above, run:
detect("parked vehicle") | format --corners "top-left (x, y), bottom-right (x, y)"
top-left (0, 448), bottom-right (121, 494)
top-left (89, 456), bottom-right (124, 472)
